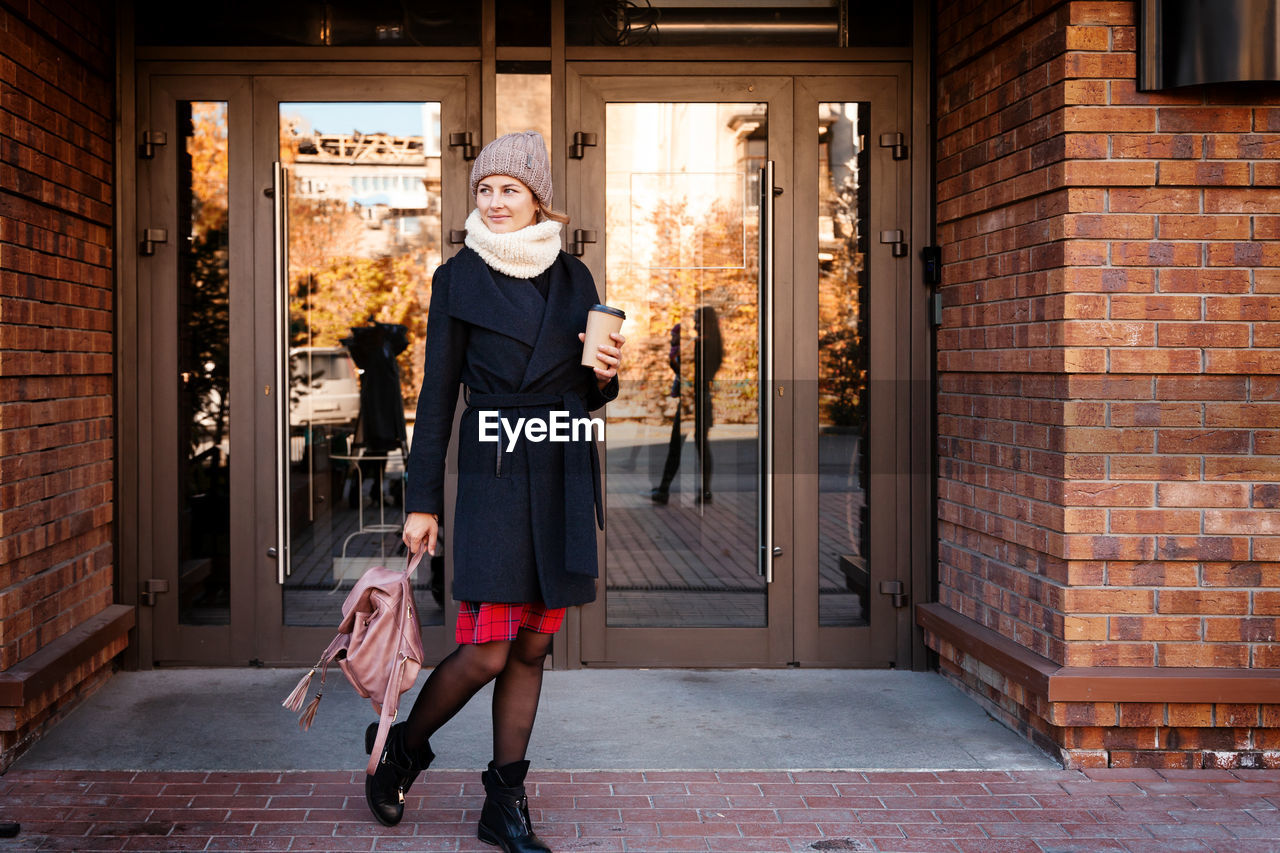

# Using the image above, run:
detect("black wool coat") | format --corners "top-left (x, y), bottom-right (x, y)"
top-left (404, 247), bottom-right (618, 608)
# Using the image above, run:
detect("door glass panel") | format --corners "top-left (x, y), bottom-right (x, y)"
top-left (496, 74), bottom-right (552, 154)
top-left (279, 101), bottom-right (446, 627)
top-left (178, 101), bottom-right (231, 625)
top-left (817, 102), bottom-right (871, 627)
top-left (604, 102), bottom-right (766, 628)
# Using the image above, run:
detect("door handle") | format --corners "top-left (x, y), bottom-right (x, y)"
top-left (272, 162), bottom-right (291, 583)
top-left (758, 161), bottom-right (776, 583)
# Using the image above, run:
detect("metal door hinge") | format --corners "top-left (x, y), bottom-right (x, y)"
top-left (879, 132), bottom-right (907, 160)
top-left (139, 228), bottom-right (168, 256)
top-left (570, 229), bottom-right (597, 256)
top-left (879, 580), bottom-right (908, 608)
top-left (140, 578), bottom-right (169, 606)
top-left (879, 230), bottom-right (907, 258)
top-left (139, 130), bottom-right (167, 159)
top-left (449, 229), bottom-right (467, 244)
top-left (569, 131), bottom-right (598, 159)
top-left (449, 132), bottom-right (477, 160)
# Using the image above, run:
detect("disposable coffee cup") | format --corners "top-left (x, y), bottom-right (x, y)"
top-left (581, 304), bottom-right (626, 369)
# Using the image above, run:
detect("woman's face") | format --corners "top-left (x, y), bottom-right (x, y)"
top-left (476, 175), bottom-right (538, 233)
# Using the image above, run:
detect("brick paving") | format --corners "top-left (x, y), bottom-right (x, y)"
top-left (2, 768), bottom-right (1277, 852)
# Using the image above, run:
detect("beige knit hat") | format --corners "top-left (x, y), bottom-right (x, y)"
top-left (469, 130), bottom-right (553, 207)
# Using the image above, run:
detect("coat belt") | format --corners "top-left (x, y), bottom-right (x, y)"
top-left (464, 390), bottom-right (604, 576)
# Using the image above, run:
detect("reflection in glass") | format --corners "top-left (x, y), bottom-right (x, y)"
top-left (279, 102), bottom-right (445, 627)
top-left (497, 0), bottom-right (551, 46)
top-left (604, 102), bottom-right (766, 628)
top-left (818, 102), bottom-right (871, 627)
top-left (565, 0), bottom-right (910, 47)
top-left (136, 1), bottom-right (480, 47)
top-left (178, 101), bottom-right (231, 626)
top-left (496, 75), bottom-right (552, 156)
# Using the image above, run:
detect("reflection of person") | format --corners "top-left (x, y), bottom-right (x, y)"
top-left (651, 305), bottom-right (722, 504)
top-left (342, 321), bottom-right (409, 505)
top-left (371, 132), bottom-right (625, 849)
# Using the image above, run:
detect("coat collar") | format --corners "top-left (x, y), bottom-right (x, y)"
top-left (447, 248), bottom-right (543, 348)
top-left (519, 253), bottom-right (587, 390)
top-left (446, 248), bottom-right (589, 391)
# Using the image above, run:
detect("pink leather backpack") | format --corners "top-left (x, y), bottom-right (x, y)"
top-left (283, 550), bottom-right (425, 774)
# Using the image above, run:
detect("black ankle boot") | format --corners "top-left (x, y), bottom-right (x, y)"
top-left (364, 722), bottom-right (434, 826)
top-left (477, 760), bottom-right (551, 852)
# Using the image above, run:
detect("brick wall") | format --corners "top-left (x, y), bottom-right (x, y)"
top-left (0, 0), bottom-right (119, 768)
top-left (933, 0), bottom-right (1280, 767)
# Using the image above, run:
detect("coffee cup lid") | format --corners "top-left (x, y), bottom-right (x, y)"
top-left (590, 304), bottom-right (626, 319)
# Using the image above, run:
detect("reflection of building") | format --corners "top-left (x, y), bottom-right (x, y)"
top-left (817, 103), bottom-right (861, 265)
top-left (288, 122), bottom-right (442, 257)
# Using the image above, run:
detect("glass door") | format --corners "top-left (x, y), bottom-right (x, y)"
top-left (791, 75), bottom-right (910, 666)
top-left (252, 75), bottom-right (475, 664)
top-left (572, 74), bottom-right (796, 666)
top-left (136, 69), bottom-right (476, 666)
top-left (571, 69), bottom-right (911, 667)
top-left (138, 74), bottom-right (256, 665)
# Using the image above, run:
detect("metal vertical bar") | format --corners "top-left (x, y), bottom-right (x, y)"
top-left (272, 161), bottom-right (291, 583)
top-left (759, 161), bottom-right (775, 582)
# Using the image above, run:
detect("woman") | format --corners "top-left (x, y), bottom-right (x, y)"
top-left (368, 131), bottom-right (624, 853)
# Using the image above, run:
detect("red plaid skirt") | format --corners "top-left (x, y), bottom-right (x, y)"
top-left (455, 601), bottom-right (566, 645)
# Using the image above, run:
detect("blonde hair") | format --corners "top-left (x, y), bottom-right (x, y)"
top-left (538, 203), bottom-right (570, 225)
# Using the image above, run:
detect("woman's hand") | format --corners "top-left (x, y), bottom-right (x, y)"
top-left (579, 331), bottom-right (626, 389)
top-left (403, 511), bottom-right (439, 557)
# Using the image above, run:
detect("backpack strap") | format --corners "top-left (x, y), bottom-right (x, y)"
top-left (366, 652), bottom-right (408, 775)
top-left (404, 547), bottom-right (424, 578)
top-left (364, 548), bottom-right (425, 775)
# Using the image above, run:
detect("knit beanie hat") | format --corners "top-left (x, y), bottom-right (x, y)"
top-left (469, 131), bottom-right (553, 207)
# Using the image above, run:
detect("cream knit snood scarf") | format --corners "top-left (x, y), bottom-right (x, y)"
top-left (464, 209), bottom-right (563, 279)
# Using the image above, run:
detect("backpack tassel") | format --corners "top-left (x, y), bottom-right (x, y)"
top-left (282, 668), bottom-right (315, 713)
top-left (298, 692), bottom-right (322, 731)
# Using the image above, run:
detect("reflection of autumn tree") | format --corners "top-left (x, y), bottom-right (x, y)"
top-left (817, 149), bottom-right (867, 429)
top-left (288, 242), bottom-right (431, 406)
top-left (611, 197), bottom-right (758, 425)
top-left (181, 102), bottom-right (230, 454)
top-left (286, 196), bottom-right (365, 273)
top-left (285, 192), bottom-right (434, 408)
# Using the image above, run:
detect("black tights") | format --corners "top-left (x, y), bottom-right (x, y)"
top-left (401, 628), bottom-right (553, 768)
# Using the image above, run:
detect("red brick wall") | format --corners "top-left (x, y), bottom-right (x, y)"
top-left (0, 0), bottom-right (117, 764)
top-left (933, 0), bottom-right (1280, 767)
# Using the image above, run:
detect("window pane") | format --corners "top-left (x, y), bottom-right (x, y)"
top-left (136, 0), bottom-right (480, 46)
top-left (497, 0), bottom-right (551, 46)
top-left (604, 102), bottom-right (767, 628)
top-left (279, 101), bottom-right (446, 628)
top-left (566, 1), bottom-right (909, 47)
top-left (496, 75), bottom-right (553, 160)
top-left (178, 101), bottom-right (231, 626)
top-left (817, 101), bottom-right (871, 628)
